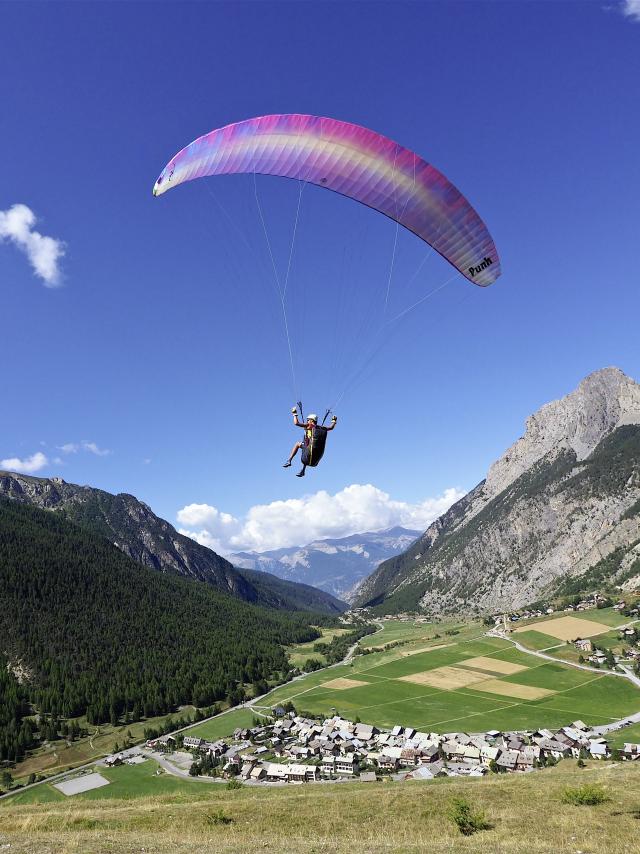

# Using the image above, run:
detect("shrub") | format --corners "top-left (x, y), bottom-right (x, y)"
top-left (206, 809), bottom-right (233, 826)
top-left (561, 784), bottom-right (609, 806)
top-left (448, 797), bottom-right (492, 835)
top-left (576, 758), bottom-right (586, 768)
top-left (226, 778), bottom-right (243, 790)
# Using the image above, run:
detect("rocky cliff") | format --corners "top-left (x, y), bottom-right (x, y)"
top-left (355, 368), bottom-right (640, 614)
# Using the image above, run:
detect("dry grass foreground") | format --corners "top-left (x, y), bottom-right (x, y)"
top-left (399, 666), bottom-right (491, 690)
top-left (459, 657), bottom-right (528, 675)
top-left (1, 761), bottom-right (639, 853)
top-left (322, 677), bottom-right (369, 690)
top-left (514, 616), bottom-right (610, 642)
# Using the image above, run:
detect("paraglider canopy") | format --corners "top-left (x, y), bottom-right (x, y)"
top-left (153, 114), bottom-right (501, 286)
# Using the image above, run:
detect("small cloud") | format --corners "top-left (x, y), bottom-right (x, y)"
top-left (142, 458), bottom-right (152, 465)
top-left (52, 457), bottom-right (64, 465)
top-left (58, 441), bottom-right (111, 457)
top-left (1, 451), bottom-right (49, 474)
top-left (0, 204), bottom-right (65, 286)
top-left (81, 441), bottom-right (110, 457)
top-left (619, 0), bottom-right (640, 21)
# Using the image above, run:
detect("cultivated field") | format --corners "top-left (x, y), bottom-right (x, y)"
top-left (257, 615), bottom-right (640, 732)
top-left (2, 760), bottom-right (639, 853)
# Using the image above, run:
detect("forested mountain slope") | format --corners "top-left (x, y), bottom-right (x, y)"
top-left (0, 472), bottom-right (345, 614)
top-left (0, 497), bottom-right (319, 761)
top-left (355, 368), bottom-right (640, 614)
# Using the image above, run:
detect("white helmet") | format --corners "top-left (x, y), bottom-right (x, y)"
top-left (307, 413), bottom-right (318, 422)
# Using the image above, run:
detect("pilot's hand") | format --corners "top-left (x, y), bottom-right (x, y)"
top-left (331, 415), bottom-right (338, 423)
top-left (291, 407), bottom-right (298, 415)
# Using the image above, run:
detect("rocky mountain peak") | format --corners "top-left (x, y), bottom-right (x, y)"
top-left (484, 367), bottom-right (640, 500)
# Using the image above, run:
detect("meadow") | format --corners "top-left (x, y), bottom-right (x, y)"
top-left (2, 759), bottom-right (639, 853)
top-left (286, 626), bottom-right (350, 666)
top-left (6, 758), bottom-right (197, 806)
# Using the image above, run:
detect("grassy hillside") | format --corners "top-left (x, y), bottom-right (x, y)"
top-left (1, 760), bottom-right (639, 853)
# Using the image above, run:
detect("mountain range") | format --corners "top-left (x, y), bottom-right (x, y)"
top-left (355, 367), bottom-right (640, 615)
top-left (0, 472), bottom-right (346, 615)
top-left (231, 527), bottom-right (420, 601)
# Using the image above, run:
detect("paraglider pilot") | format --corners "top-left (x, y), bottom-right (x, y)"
top-left (284, 407), bottom-right (337, 477)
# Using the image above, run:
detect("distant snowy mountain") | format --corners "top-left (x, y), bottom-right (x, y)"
top-left (231, 526), bottom-right (420, 601)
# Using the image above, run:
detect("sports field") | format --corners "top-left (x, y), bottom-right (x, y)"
top-left (259, 616), bottom-right (640, 733)
top-left (6, 757), bottom-right (197, 806)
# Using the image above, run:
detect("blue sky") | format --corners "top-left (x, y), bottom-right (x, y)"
top-left (2, 1), bottom-right (639, 551)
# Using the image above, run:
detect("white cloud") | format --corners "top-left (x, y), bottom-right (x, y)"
top-left (0, 451), bottom-right (49, 474)
top-left (620, 0), bottom-right (640, 22)
top-left (58, 441), bottom-right (111, 456)
top-left (177, 484), bottom-right (465, 555)
top-left (0, 204), bottom-right (65, 286)
top-left (81, 441), bottom-right (110, 457)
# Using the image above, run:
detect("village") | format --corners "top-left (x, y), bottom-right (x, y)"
top-left (141, 710), bottom-right (640, 787)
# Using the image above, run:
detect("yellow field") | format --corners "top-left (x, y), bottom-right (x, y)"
top-left (322, 677), bottom-right (368, 690)
top-left (399, 666), bottom-right (490, 690)
top-left (472, 680), bottom-right (555, 700)
top-left (459, 656), bottom-right (527, 675)
top-left (514, 615), bottom-right (609, 641)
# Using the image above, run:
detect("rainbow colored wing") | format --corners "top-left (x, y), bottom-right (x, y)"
top-left (153, 114), bottom-right (500, 286)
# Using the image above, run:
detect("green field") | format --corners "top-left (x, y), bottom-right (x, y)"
top-left (513, 629), bottom-right (563, 650)
top-left (254, 617), bottom-right (640, 733)
top-left (359, 619), bottom-right (433, 648)
top-left (180, 707), bottom-right (257, 740)
top-left (608, 721), bottom-right (640, 747)
top-left (6, 758), bottom-right (199, 806)
top-left (287, 626), bottom-right (350, 666)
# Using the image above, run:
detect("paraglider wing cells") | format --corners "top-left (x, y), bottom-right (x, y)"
top-left (152, 114), bottom-right (500, 286)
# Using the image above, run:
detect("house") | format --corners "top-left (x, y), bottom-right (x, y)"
top-left (575, 639), bottom-right (592, 653)
top-left (240, 761), bottom-right (255, 779)
top-left (335, 755), bottom-right (359, 775)
top-left (250, 766), bottom-right (266, 781)
top-left (287, 764), bottom-right (310, 783)
top-left (588, 740), bottom-right (609, 759)
top-left (399, 748), bottom-right (421, 767)
top-left (321, 756), bottom-right (336, 776)
top-left (264, 762), bottom-right (288, 782)
top-left (620, 743), bottom-right (640, 761)
top-left (419, 744), bottom-right (441, 764)
top-left (377, 754), bottom-right (399, 771)
top-left (496, 750), bottom-right (519, 771)
top-left (354, 723), bottom-right (376, 741)
top-left (183, 736), bottom-right (204, 750)
top-left (359, 771), bottom-right (378, 782)
top-left (104, 754), bottom-right (124, 767)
